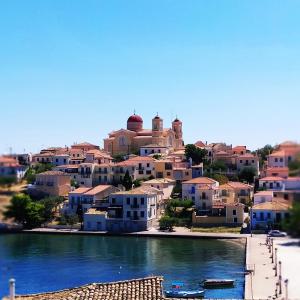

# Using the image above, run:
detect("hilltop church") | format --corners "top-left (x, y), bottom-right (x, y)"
top-left (103, 113), bottom-right (184, 155)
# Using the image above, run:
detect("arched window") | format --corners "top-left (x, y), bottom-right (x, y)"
top-left (119, 136), bottom-right (127, 146)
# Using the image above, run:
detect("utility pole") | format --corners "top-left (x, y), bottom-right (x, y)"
top-left (274, 248), bottom-right (278, 276)
top-left (279, 261), bottom-right (282, 294)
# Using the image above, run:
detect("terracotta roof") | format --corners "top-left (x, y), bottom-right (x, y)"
top-left (143, 178), bottom-right (176, 185)
top-left (260, 176), bottom-right (284, 181)
top-left (11, 277), bottom-right (164, 300)
top-left (254, 191), bottom-right (274, 196)
top-left (113, 186), bottom-right (161, 195)
top-left (55, 164), bottom-right (79, 169)
top-left (226, 181), bottom-right (253, 189)
top-left (72, 142), bottom-right (99, 149)
top-left (69, 187), bottom-right (92, 195)
top-left (128, 156), bottom-right (154, 162)
top-left (252, 200), bottom-right (291, 211)
top-left (269, 150), bottom-right (285, 157)
top-left (37, 171), bottom-right (68, 176)
top-left (183, 177), bottom-right (217, 185)
top-left (233, 146), bottom-right (247, 151)
top-left (84, 185), bottom-right (113, 196)
top-left (195, 141), bottom-right (206, 148)
top-left (266, 167), bottom-right (289, 172)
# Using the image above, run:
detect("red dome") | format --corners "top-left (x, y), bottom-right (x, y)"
top-left (127, 114), bottom-right (143, 123)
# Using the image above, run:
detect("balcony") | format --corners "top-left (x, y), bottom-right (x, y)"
top-left (131, 204), bottom-right (140, 209)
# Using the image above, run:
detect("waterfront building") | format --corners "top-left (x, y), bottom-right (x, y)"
top-left (66, 185), bottom-right (119, 214)
top-left (251, 199), bottom-right (291, 229)
top-left (84, 186), bottom-right (162, 232)
top-left (192, 202), bottom-right (245, 226)
top-left (33, 171), bottom-right (70, 197)
top-left (103, 113), bottom-right (184, 155)
top-left (182, 177), bottom-right (220, 208)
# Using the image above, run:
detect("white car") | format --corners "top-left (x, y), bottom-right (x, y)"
top-left (268, 230), bottom-right (287, 237)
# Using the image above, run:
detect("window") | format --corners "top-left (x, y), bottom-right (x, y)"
top-left (240, 160), bottom-right (243, 163)
top-left (260, 212), bottom-right (264, 220)
top-left (140, 211), bottom-right (145, 218)
top-left (141, 198), bottom-right (145, 205)
top-left (126, 198), bottom-right (130, 205)
top-left (127, 211), bottom-right (131, 218)
top-left (119, 136), bottom-right (127, 146)
top-left (275, 158), bottom-right (278, 162)
top-left (112, 198), bottom-right (116, 204)
top-left (147, 163), bottom-right (150, 167)
top-left (56, 159), bottom-right (58, 163)
top-left (145, 150), bottom-right (148, 154)
top-left (253, 212), bottom-right (256, 219)
top-left (167, 172), bottom-right (171, 176)
top-left (267, 213), bottom-right (271, 219)
top-left (233, 209), bottom-right (237, 216)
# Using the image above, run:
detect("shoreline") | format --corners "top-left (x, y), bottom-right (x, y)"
top-left (1, 227), bottom-right (248, 240)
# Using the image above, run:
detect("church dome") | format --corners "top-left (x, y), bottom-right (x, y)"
top-left (127, 114), bottom-right (143, 123)
top-left (127, 113), bottom-right (143, 132)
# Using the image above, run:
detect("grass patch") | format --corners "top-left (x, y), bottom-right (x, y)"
top-left (191, 226), bottom-right (241, 234)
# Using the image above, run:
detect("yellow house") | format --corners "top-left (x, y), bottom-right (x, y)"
top-left (219, 182), bottom-right (253, 204)
top-left (192, 203), bottom-right (244, 226)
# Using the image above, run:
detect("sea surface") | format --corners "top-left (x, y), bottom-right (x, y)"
top-left (0, 234), bottom-right (246, 298)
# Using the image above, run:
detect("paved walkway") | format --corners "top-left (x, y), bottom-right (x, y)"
top-left (274, 238), bottom-right (300, 300)
top-left (245, 235), bottom-right (300, 300)
top-left (24, 227), bottom-right (245, 239)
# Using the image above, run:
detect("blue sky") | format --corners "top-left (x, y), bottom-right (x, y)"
top-left (0, 0), bottom-right (300, 154)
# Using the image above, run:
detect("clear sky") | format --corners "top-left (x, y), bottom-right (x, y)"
top-left (0, 0), bottom-right (299, 154)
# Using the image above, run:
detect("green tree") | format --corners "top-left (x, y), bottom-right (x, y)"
top-left (25, 163), bottom-right (53, 184)
top-left (112, 154), bottom-right (125, 163)
top-left (284, 202), bottom-right (300, 237)
top-left (185, 144), bottom-right (208, 165)
top-left (211, 173), bottom-right (229, 185)
top-left (211, 160), bottom-right (227, 172)
top-left (255, 144), bottom-right (274, 166)
top-left (239, 167), bottom-right (256, 184)
top-left (159, 216), bottom-right (176, 231)
top-left (67, 214), bottom-right (79, 229)
top-left (133, 179), bottom-right (142, 188)
top-left (122, 170), bottom-right (133, 190)
top-left (38, 196), bottom-right (65, 223)
top-left (152, 154), bottom-right (162, 160)
top-left (288, 154), bottom-right (300, 177)
top-left (4, 194), bottom-right (45, 229)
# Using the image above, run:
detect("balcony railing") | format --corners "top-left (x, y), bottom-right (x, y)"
top-left (131, 204), bottom-right (140, 209)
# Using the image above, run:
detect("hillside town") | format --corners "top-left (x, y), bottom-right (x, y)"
top-left (1, 113), bottom-right (299, 235)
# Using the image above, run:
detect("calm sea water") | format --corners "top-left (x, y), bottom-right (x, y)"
top-left (0, 234), bottom-right (245, 298)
